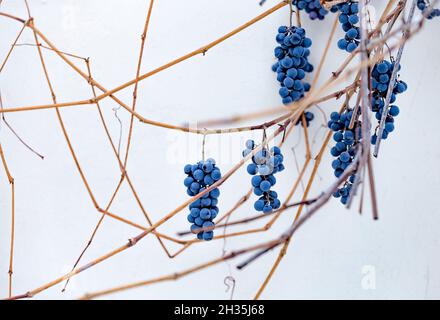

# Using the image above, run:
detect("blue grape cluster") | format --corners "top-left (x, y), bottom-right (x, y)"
top-left (327, 109), bottom-right (361, 205)
top-left (272, 25), bottom-right (314, 125)
top-left (242, 140), bottom-right (284, 213)
top-left (272, 25), bottom-right (313, 105)
top-left (293, 0), bottom-right (329, 20)
top-left (417, 0), bottom-right (440, 19)
top-left (370, 60), bottom-right (408, 145)
top-left (332, 1), bottom-right (360, 53)
top-left (183, 159), bottom-right (221, 241)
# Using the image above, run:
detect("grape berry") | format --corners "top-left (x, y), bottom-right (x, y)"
top-left (293, 0), bottom-right (329, 21)
top-left (295, 111), bottom-right (314, 127)
top-left (417, 0), bottom-right (440, 19)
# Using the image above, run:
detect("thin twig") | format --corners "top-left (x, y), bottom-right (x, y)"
top-left (0, 144), bottom-right (15, 297)
top-left (0, 91), bottom-right (45, 159)
top-left (239, 153), bottom-right (362, 271)
top-left (0, 2), bottom-right (289, 134)
top-left (14, 43), bottom-right (87, 61)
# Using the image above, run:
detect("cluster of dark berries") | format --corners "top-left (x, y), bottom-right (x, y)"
top-left (183, 159), bottom-right (221, 241)
top-left (242, 140), bottom-right (284, 213)
top-left (272, 25), bottom-right (314, 125)
top-left (417, 0), bottom-right (440, 19)
top-left (293, 0), bottom-right (329, 20)
top-left (332, 1), bottom-right (360, 53)
top-left (370, 60), bottom-right (408, 145)
top-left (328, 110), bottom-right (361, 205)
top-left (272, 25), bottom-right (313, 105)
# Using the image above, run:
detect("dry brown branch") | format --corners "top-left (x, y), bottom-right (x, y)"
top-left (0, 0), bottom-right (430, 301)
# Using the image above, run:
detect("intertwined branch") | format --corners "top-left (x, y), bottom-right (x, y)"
top-left (0, 0), bottom-right (429, 300)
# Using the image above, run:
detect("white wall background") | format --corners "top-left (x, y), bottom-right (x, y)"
top-left (0, 0), bottom-right (439, 300)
